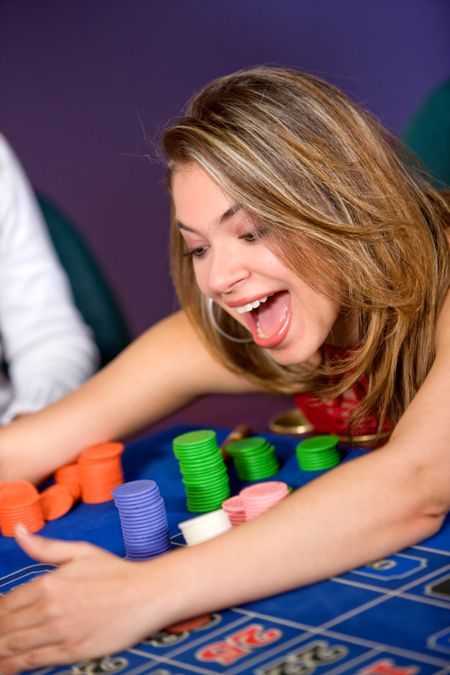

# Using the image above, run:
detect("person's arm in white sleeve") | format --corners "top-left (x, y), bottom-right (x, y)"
top-left (0, 135), bottom-right (99, 424)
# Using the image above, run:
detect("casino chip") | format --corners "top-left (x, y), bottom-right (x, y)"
top-left (178, 508), bottom-right (232, 545)
top-left (40, 483), bottom-right (74, 520)
top-left (113, 479), bottom-right (171, 561)
top-left (240, 481), bottom-right (289, 520)
top-left (296, 435), bottom-right (340, 471)
top-left (173, 430), bottom-right (230, 513)
top-left (226, 436), bottom-right (279, 481)
top-left (78, 442), bottom-right (125, 503)
top-left (0, 480), bottom-right (45, 536)
top-left (55, 463), bottom-right (82, 499)
top-left (0, 442), bottom-right (127, 537)
top-left (222, 495), bottom-right (246, 526)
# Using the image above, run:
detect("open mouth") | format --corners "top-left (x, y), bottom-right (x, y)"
top-left (239, 291), bottom-right (291, 348)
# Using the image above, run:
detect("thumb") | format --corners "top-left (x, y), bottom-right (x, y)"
top-left (14, 523), bottom-right (90, 565)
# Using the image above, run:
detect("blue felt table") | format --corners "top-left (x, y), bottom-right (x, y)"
top-left (1, 425), bottom-right (450, 674)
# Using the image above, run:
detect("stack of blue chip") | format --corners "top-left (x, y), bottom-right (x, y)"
top-left (112, 479), bottom-right (171, 561)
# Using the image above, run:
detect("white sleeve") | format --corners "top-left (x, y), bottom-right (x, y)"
top-left (0, 135), bottom-right (100, 424)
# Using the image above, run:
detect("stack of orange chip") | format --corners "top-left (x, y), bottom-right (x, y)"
top-left (78, 442), bottom-right (124, 503)
top-left (55, 463), bottom-right (81, 500)
top-left (0, 481), bottom-right (44, 536)
top-left (0, 441), bottom-right (126, 536)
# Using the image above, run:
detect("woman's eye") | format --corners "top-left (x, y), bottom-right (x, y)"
top-left (183, 246), bottom-right (207, 258)
top-left (241, 231), bottom-right (258, 242)
top-left (240, 225), bottom-right (267, 242)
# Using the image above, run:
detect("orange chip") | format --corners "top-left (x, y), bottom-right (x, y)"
top-left (0, 481), bottom-right (39, 507)
top-left (55, 463), bottom-right (81, 500)
top-left (79, 442), bottom-right (124, 463)
top-left (78, 447), bottom-right (124, 503)
top-left (0, 481), bottom-right (44, 536)
top-left (166, 614), bottom-right (214, 634)
top-left (55, 462), bottom-right (80, 481)
top-left (66, 483), bottom-right (82, 500)
top-left (40, 484), bottom-right (74, 521)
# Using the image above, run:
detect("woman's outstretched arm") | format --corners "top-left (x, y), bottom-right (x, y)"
top-left (0, 310), bottom-right (257, 484)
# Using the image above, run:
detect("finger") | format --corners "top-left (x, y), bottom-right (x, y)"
top-left (0, 594), bottom-right (44, 634)
top-left (0, 577), bottom-right (44, 620)
top-left (0, 621), bottom-right (57, 659)
top-left (0, 642), bottom-right (78, 675)
top-left (14, 524), bottom-right (90, 565)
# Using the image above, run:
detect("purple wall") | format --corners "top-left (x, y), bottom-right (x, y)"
top-left (1, 0), bottom-right (449, 433)
top-left (1, 0), bottom-right (449, 338)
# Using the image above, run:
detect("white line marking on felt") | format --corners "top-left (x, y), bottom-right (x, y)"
top-left (333, 577), bottom-right (450, 610)
top-left (414, 543), bottom-right (450, 557)
top-left (231, 608), bottom-right (450, 668)
top-left (0, 563), bottom-right (56, 586)
top-left (225, 633), bottom-right (336, 675)
top-left (107, 656), bottom-right (163, 675)
top-left (325, 649), bottom-right (380, 675)
top-left (351, 553), bottom-right (427, 580)
top-left (311, 563), bottom-right (450, 639)
top-left (424, 571), bottom-right (450, 602)
top-left (427, 625), bottom-right (450, 655)
top-left (130, 615), bottom-right (250, 664)
top-left (126, 651), bottom-right (218, 675)
top-left (149, 655), bottom-right (222, 674)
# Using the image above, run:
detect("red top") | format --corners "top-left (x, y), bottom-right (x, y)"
top-left (293, 344), bottom-right (392, 439)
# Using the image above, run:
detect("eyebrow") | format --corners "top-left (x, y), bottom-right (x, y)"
top-left (176, 204), bottom-right (242, 233)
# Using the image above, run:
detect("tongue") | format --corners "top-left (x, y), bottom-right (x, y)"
top-left (256, 291), bottom-right (290, 337)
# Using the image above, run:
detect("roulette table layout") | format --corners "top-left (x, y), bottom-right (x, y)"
top-left (1, 425), bottom-right (450, 674)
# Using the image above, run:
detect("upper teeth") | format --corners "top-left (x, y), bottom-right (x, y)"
top-left (235, 296), bottom-right (268, 314)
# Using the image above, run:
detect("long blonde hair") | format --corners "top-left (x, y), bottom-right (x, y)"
top-left (162, 66), bottom-right (450, 432)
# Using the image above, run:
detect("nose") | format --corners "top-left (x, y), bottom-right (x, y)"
top-left (206, 246), bottom-right (250, 296)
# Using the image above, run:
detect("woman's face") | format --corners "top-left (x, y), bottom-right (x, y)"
top-left (172, 162), bottom-right (350, 367)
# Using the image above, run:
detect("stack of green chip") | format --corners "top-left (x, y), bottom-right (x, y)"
top-left (173, 430), bottom-right (230, 513)
top-left (296, 435), bottom-right (340, 471)
top-left (226, 436), bottom-right (279, 481)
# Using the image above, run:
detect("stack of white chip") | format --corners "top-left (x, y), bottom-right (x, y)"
top-left (178, 508), bottom-right (232, 545)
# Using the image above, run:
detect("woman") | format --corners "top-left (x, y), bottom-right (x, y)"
top-left (0, 67), bottom-right (449, 672)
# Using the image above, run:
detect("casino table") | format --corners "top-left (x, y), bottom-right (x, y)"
top-left (1, 425), bottom-right (450, 674)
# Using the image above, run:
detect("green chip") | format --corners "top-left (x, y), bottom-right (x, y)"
top-left (228, 435), bottom-right (280, 481)
top-left (173, 428), bottom-right (231, 513)
top-left (297, 450), bottom-right (340, 471)
top-left (296, 435), bottom-right (339, 453)
top-left (173, 429), bottom-right (217, 447)
top-left (226, 437), bottom-right (269, 456)
top-left (295, 434), bottom-right (341, 472)
top-left (179, 456), bottom-right (225, 470)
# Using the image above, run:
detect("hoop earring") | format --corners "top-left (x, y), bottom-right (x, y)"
top-left (206, 298), bottom-right (253, 344)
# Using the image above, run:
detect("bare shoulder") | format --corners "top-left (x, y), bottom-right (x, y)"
top-left (379, 289), bottom-right (450, 516)
top-left (389, 287), bottom-right (450, 459)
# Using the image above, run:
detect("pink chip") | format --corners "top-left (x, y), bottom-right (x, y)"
top-left (222, 495), bottom-right (246, 526)
top-left (222, 495), bottom-right (245, 513)
top-left (240, 481), bottom-right (288, 502)
top-left (240, 481), bottom-right (289, 520)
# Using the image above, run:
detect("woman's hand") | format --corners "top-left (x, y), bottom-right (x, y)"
top-left (0, 526), bottom-right (171, 674)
